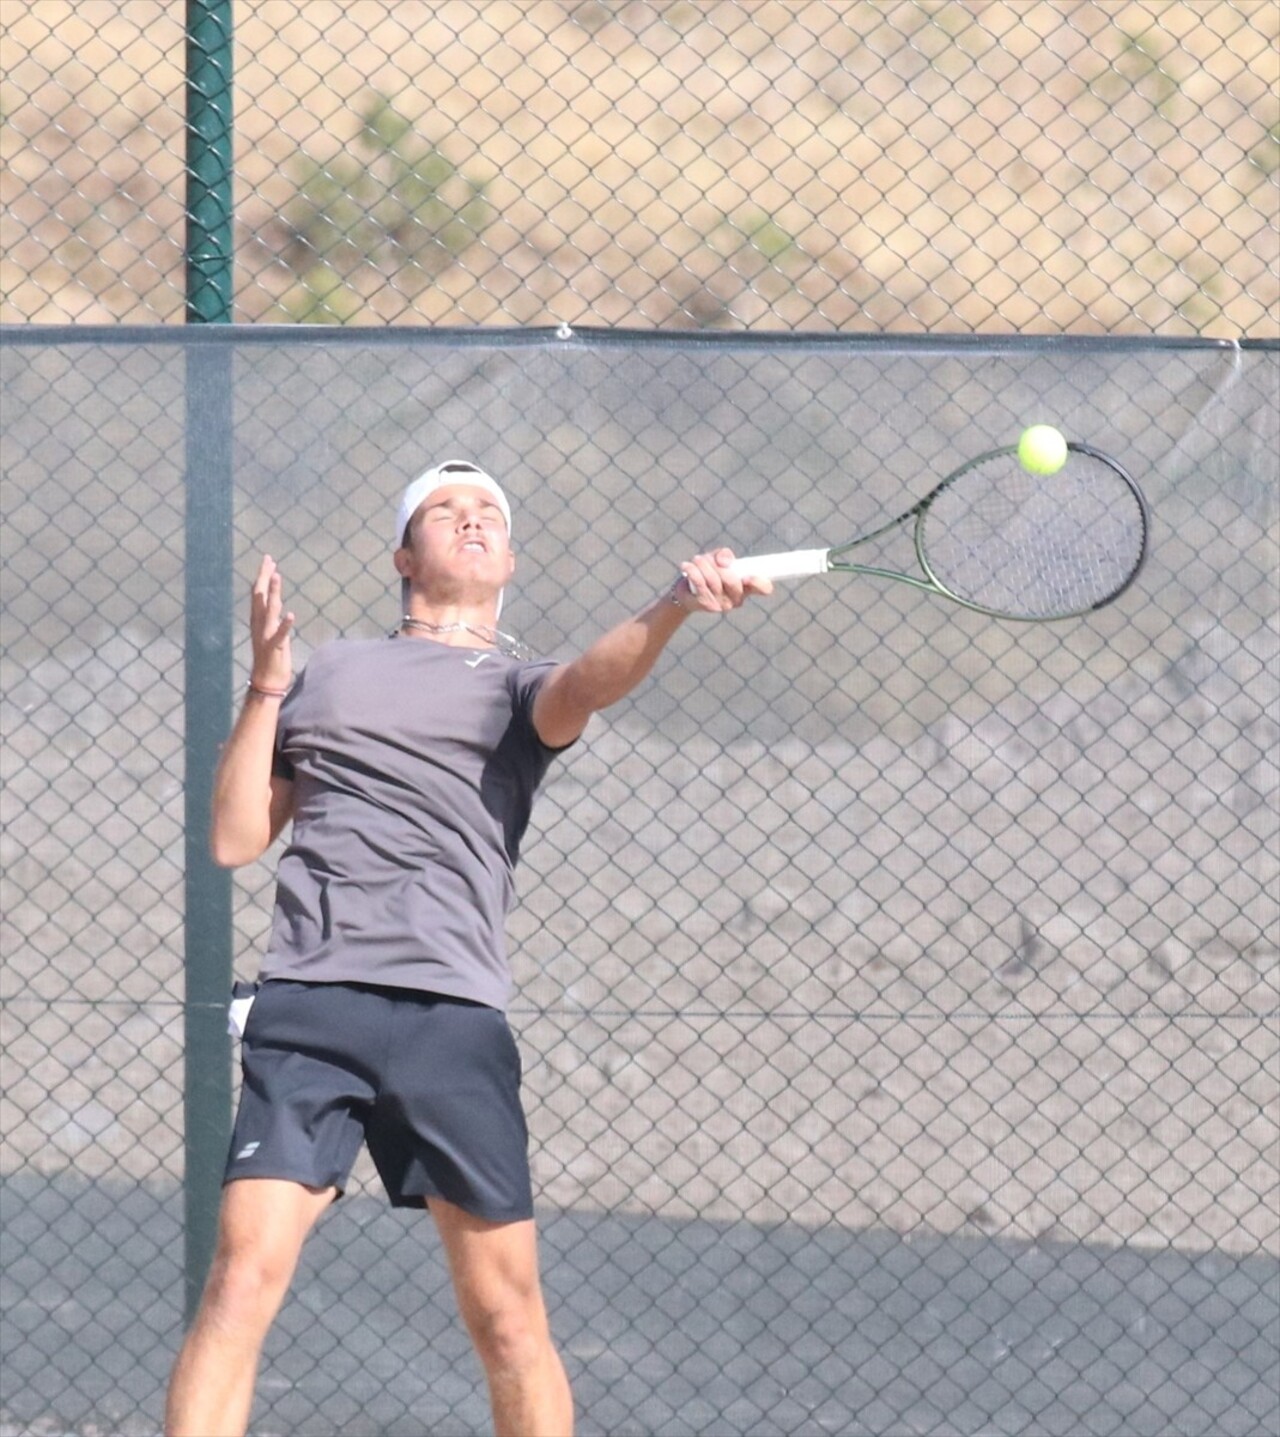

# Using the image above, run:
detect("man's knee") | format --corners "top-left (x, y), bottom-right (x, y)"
top-left (198, 1241), bottom-right (295, 1333)
top-left (197, 1178), bottom-right (332, 1328)
top-left (431, 1203), bottom-right (558, 1375)
top-left (462, 1286), bottom-right (553, 1373)
top-left (198, 1205), bottom-right (315, 1330)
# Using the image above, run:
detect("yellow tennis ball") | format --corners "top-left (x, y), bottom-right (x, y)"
top-left (1017, 425), bottom-right (1068, 475)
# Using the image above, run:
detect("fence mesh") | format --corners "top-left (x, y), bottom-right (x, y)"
top-left (1, 0), bottom-right (1277, 333)
top-left (3, 0), bottom-right (1278, 1432)
top-left (2, 329), bottom-right (1277, 1434)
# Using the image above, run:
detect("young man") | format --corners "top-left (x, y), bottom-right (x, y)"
top-left (165, 460), bottom-right (770, 1437)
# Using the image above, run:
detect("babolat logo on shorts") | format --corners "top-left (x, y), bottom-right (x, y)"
top-left (234, 1141), bottom-right (260, 1162)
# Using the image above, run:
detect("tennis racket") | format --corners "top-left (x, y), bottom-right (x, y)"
top-left (731, 442), bottom-right (1150, 622)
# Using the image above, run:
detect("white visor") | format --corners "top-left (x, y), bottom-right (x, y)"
top-left (395, 460), bottom-right (511, 547)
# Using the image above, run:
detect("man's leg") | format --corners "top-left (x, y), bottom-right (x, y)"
top-left (165, 1177), bottom-right (335, 1437)
top-left (430, 1197), bottom-right (573, 1437)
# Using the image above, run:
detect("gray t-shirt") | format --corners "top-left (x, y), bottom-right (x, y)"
top-left (260, 635), bottom-right (566, 1010)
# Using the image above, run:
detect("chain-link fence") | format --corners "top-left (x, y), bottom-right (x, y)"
top-left (3, 328), bottom-right (1277, 1434)
top-left (2, 0), bottom-right (1277, 333)
top-left (3, 2), bottom-right (1279, 1435)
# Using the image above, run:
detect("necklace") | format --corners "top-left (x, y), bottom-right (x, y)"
top-left (397, 616), bottom-right (531, 660)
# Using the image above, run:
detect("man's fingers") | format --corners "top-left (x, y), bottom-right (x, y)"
top-left (683, 552), bottom-right (745, 610)
top-left (252, 558), bottom-right (288, 624)
top-left (680, 563), bottom-right (719, 608)
top-left (252, 554), bottom-right (277, 595)
top-left (677, 548), bottom-right (772, 612)
top-left (248, 556), bottom-right (295, 693)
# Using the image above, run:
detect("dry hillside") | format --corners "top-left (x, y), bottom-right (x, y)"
top-left (2, 0), bottom-right (1276, 332)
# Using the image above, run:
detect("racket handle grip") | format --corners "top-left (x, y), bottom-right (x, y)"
top-left (729, 549), bottom-right (830, 582)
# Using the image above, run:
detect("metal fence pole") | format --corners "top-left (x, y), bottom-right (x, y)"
top-left (183, 0), bottom-right (234, 1324)
top-left (185, 0), bottom-right (234, 327)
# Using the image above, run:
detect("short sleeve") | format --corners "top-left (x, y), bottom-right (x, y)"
top-left (507, 658), bottom-right (574, 755)
top-left (270, 669), bottom-right (304, 781)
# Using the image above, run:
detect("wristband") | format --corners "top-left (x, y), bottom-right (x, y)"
top-left (246, 680), bottom-right (289, 700)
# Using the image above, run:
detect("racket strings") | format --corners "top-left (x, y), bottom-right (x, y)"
top-left (920, 455), bottom-right (1147, 620)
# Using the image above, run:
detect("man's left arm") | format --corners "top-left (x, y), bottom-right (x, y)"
top-left (531, 547), bottom-right (771, 750)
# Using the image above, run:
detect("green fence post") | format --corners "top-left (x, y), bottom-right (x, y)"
top-left (183, 0), bottom-right (235, 1324)
top-left (186, 0), bottom-right (234, 327)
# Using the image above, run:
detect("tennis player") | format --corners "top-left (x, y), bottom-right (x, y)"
top-left (164, 460), bottom-right (770, 1437)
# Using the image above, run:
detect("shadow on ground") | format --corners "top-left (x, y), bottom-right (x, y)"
top-left (2, 1173), bottom-right (1277, 1436)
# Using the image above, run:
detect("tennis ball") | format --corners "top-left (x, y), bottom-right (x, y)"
top-left (1017, 424), bottom-right (1068, 475)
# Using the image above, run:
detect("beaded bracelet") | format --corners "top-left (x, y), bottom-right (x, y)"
top-left (669, 572), bottom-right (695, 610)
top-left (246, 680), bottom-right (289, 700)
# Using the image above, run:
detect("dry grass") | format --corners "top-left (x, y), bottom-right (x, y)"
top-left (2, 0), bottom-right (1276, 330)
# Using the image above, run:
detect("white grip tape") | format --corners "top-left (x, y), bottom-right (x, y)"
top-left (729, 549), bottom-right (830, 582)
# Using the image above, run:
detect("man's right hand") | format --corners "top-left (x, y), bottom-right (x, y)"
top-left (249, 554), bottom-right (295, 693)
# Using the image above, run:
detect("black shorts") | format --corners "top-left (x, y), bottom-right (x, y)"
top-left (226, 979), bottom-right (532, 1222)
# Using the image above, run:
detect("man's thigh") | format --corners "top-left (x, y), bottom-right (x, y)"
top-left (208, 1178), bottom-right (337, 1288)
top-left (428, 1197), bottom-right (547, 1322)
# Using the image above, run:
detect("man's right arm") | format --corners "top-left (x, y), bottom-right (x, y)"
top-left (531, 547), bottom-right (771, 749)
top-left (211, 555), bottom-right (297, 867)
top-left (210, 693), bottom-right (294, 867)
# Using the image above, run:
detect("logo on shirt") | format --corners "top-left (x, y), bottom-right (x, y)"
top-left (465, 653), bottom-right (492, 668)
top-left (234, 1141), bottom-right (260, 1161)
